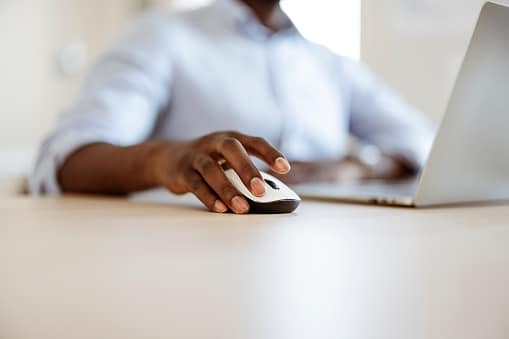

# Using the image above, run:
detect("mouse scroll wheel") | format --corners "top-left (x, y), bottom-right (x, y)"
top-left (264, 179), bottom-right (280, 190)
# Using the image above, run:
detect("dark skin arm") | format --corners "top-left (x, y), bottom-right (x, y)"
top-left (59, 131), bottom-right (291, 214)
top-left (58, 142), bottom-right (163, 196)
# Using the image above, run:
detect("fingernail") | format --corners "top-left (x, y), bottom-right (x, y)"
top-left (231, 196), bottom-right (250, 214)
top-left (250, 177), bottom-right (266, 196)
top-left (214, 200), bottom-right (228, 213)
top-left (274, 157), bottom-right (291, 173)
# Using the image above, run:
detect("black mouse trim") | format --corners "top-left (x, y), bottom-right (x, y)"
top-left (247, 199), bottom-right (300, 214)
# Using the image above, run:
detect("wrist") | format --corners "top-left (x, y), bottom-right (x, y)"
top-left (142, 141), bottom-right (171, 188)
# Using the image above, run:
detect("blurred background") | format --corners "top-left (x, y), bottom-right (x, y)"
top-left (0, 0), bottom-right (501, 194)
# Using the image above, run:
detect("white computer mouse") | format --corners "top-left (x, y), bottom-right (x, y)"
top-left (224, 169), bottom-right (301, 214)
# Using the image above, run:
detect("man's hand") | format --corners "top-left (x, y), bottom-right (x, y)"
top-left (59, 131), bottom-right (291, 214)
top-left (148, 132), bottom-right (291, 214)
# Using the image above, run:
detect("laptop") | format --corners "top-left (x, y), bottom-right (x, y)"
top-left (293, 2), bottom-right (509, 207)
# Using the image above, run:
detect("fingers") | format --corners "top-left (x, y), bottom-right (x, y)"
top-left (193, 153), bottom-right (250, 214)
top-left (180, 132), bottom-right (291, 214)
top-left (184, 171), bottom-right (227, 213)
top-left (216, 137), bottom-right (266, 197)
top-left (229, 133), bottom-right (291, 174)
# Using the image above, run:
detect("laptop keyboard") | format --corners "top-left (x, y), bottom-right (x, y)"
top-left (294, 178), bottom-right (419, 200)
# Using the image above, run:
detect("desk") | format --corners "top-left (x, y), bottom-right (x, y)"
top-left (2, 193), bottom-right (509, 339)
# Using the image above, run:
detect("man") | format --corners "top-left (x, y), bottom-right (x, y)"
top-left (31, 0), bottom-right (434, 214)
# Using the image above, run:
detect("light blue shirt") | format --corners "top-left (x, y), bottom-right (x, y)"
top-left (30, 0), bottom-right (434, 195)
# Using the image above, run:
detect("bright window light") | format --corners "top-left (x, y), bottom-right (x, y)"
top-left (282, 0), bottom-right (361, 59)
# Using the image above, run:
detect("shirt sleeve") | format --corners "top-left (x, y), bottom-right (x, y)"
top-left (30, 13), bottom-right (174, 195)
top-left (341, 58), bottom-right (435, 170)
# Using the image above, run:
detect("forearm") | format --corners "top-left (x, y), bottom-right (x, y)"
top-left (58, 141), bottom-right (168, 195)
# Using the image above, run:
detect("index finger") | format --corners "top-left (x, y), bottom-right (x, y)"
top-left (230, 133), bottom-right (291, 174)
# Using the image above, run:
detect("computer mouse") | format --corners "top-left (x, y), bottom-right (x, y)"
top-left (224, 169), bottom-right (301, 214)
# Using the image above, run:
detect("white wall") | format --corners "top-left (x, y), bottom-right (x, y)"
top-left (0, 0), bottom-right (142, 152)
top-left (362, 0), bottom-right (509, 123)
top-left (282, 1), bottom-right (361, 60)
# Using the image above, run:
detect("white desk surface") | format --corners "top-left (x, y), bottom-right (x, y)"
top-left (2, 191), bottom-right (509, 339)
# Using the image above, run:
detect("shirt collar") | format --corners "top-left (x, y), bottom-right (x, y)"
top-left (211, 0), bottom-right (301, 40)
